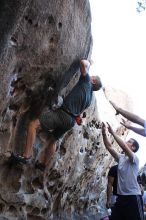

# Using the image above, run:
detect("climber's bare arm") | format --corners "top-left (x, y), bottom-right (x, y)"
top-left (79, 60), bottom-right (91, 76)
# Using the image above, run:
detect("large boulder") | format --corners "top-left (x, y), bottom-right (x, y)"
top-left (0, 0), bottom-right (132, 219)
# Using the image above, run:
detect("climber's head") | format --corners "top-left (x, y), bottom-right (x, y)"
top-left (90, 75), bottom-right (102, 91)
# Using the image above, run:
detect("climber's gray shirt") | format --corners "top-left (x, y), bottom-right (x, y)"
top-left (62, 73), bottom-right (93, 116)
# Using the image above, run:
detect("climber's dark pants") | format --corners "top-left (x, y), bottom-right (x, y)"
top-left (110, 195), bottom-right (144, 220)
top-left (39, 108), bottom-right (75, 139)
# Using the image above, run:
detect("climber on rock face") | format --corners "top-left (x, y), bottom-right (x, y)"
top-left (102, 122), bottom-right (144, 220)
top-left (10, 59), bottom-right (102, 171)
top-left (110, 100), bottom-right (146, 137)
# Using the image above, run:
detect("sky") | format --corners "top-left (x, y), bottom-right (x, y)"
top-left (89, 0), bottom-right (146, 167)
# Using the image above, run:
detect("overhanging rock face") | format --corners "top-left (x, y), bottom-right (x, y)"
top-left (0, 0), bottom-right (92, 118)
top-left (0, 1), bottom-right (132, 219)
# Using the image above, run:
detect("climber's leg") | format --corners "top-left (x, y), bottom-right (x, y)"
top-left (35, 109), bottom-right (75, 171)
top-left (23, 119), bottom-right (40, 158)
top-left (35, 135), bottom-right (56, 171)
top-left (12, 112), bottom-right (29, 156)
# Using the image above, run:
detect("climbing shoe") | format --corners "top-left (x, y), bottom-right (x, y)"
top-left (9, 153), bottom-right (31, 165)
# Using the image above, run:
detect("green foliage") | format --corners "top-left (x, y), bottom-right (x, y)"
top-left (136, 0), bottom-right (146, 13)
